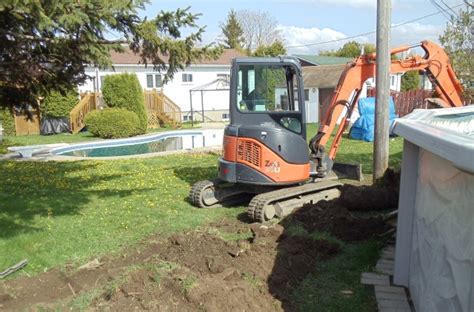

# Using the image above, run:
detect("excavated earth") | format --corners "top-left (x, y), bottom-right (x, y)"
top-left (0, 171), bottom-right (399, 311)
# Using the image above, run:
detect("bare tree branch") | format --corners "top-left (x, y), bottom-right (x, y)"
top-left (236, 10), bottom-right (283, 52)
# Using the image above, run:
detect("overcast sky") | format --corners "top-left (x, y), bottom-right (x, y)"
top-left (145, 0), bottom-right (468, 55)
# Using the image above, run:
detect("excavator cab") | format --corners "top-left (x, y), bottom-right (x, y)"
top-left (218, 57), bottom-right (311, 185)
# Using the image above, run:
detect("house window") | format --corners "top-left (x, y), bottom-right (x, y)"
top-left (182, 73), bottom-right (193, 83)
top-left (221, 113), bottom-right (230, 120)
top-left (304, 89), bottom-right (309, 101)
top-left (183, 115), bottom-right (189, 122)
top-left (155, 75), bottom-right (162, 87)
top-left (146, 75), bottom-right (154, 88)
top-left (390, 75), bottom-right (395, 87)
top-left (147, 74), bottom-right (162, 88)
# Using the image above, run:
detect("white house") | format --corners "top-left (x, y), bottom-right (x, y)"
top-left (78, 48), bottom-right (245, 122)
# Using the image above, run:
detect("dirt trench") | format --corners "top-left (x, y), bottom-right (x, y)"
top-left (0, 172), bottom-right (399, 311)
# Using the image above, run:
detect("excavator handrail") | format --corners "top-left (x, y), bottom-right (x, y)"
top-left (310, 40), bottom-right (464, 175)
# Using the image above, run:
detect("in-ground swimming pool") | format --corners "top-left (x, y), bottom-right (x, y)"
top-left (52, 129), bottom-right (223, 158)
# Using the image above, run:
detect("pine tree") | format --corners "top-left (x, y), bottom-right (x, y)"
top-left (220, 10), bottom-right (244, 49)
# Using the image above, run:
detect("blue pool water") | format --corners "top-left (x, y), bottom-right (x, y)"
top-left (52, 130), bottom-right (222, 158)
top-left (59, 136), bottom-right (187, 157)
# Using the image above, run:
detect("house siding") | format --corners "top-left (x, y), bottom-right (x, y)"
top-left (78, 65), bottom-right (231, 121)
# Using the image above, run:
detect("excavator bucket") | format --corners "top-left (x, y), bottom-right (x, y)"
top-left (332, 162), bottom-right (363, 181)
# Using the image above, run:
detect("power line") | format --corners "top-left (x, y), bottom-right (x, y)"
top-left (430, 0), bottom-right (452, 19)
top-left (438, 0), bottom-right (459, 17)
top-left (286, 2), bottom-right (466, 49)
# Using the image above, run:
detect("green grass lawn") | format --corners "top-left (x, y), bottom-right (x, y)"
top-left (292, 239), bottom-right (382, 311)
top-left (306, 123), bottom-right (404, 174)
top-left (0, 124), bottom-right (403, 309)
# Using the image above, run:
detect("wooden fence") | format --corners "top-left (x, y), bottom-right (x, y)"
top-left (367, 88), bottom-right (434, 117)
top-left (144, 90), bottom-right (182, 128)
top-left (70, 92), bottom-right (98, 134)
top-left (392, 90), bottom-right (434, 117)
top-left (14, 109), bottom-right (41, 135)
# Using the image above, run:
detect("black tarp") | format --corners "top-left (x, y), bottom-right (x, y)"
top-left (40, 117), bottom-right (71, 135)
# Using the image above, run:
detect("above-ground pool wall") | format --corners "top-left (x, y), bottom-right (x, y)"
top-left (394, 143), bottom-right (474, 312)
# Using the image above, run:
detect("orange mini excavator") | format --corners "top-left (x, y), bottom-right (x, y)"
top-left (190, 40), bottom-right (464, 222)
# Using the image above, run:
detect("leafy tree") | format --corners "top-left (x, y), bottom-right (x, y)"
top-left (253, 41), bottom-right (286, 57)
top-left (321, 41), bottom-right (375, 57)
top-left (220, 10), bottom-right (244, 49)
top-left (0, 2), bottom-right (222, 109)
top-left (401, 70), bottom-right (420, 92)
top-left (439, 5), bottom-right (473, 101)
top-left (102, 73), bottom-right (147, 133)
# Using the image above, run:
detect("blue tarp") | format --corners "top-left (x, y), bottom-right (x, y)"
top-left (350, 97), bottom-right (398, 142)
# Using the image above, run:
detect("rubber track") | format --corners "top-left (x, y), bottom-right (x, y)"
top-left (189, 180), bottom-right (215, 208)
top-left (247, 180), bottom-right (342, 222)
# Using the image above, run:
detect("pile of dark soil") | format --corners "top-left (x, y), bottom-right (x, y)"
top-left (0, 222), bottom-right (339, 312)
top-left (339, 168), bottom-right (400, 211)
top-left (292, 168), bottom-right (399, 241)
top-left (293, 201), bottom-right (388, 241)
top-left (91, 223), bottom-right (341, 311)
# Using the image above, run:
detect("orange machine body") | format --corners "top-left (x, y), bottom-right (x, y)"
top-left (223, 135), bottom-right (310, 184)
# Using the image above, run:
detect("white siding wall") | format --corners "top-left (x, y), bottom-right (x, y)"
top-left (78, 65), bottom-right (231, 119)
top-left (363, 74), bottom-right (402, 93)
top-left (305, 87), bottom-right (319, 123)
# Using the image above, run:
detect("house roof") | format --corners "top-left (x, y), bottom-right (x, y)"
top-left (109, 48), bottom-right (245, 65)
top-left (295, 55), bottom-right (353, 66)
top-left (302, 64), bottom-right (347, 88)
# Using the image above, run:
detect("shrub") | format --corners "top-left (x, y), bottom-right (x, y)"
top-left (401, 70), bottom-right (420, 92)
top-left (101, 73), bottom-right (147, 133)
top-left (85, 108), bottom-right (141, 139)
top-left (41, 89), bottom-right (79, 118)
top-left (0, 107), bottom-right (15, 136)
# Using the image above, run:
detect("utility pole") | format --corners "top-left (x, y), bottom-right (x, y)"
top-left (373, 0), bottom-right (392, 181)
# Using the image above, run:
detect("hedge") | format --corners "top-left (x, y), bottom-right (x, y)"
top-left (41, 89), bottom-right (79, 118)
top-left (0, 107), bottom-right (15, 136)
top-left (85, 108), bottom-right (141, 139)
top-left (102, 73), bottom-right (147, 134)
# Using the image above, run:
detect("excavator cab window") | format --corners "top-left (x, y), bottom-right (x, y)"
top-left (237, 64), bottom-right (300, 113)
top-left (236, 63), bottom-right (303, 134)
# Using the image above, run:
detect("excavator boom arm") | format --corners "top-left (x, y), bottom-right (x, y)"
top-left (311, 40), bottom-right (464, 175)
